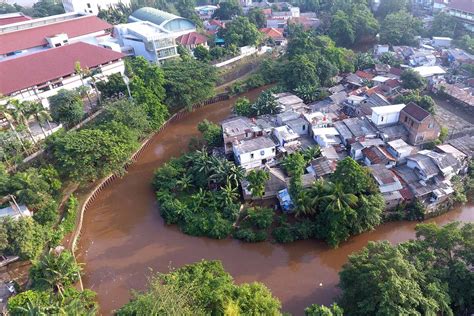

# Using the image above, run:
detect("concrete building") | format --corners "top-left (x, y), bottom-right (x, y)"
top-left (0, 13), bottom-right (113, 61)
top-left (114, 21), bottom-right (179, 64)
top-left (222, 116), bottom-right (262, 154)
top-left (129, 7), bottom-right (196, 37)
top-left (370, 104), bottom-right (406, 126)
top-left (233, 136), bottom-right (277, 170)
top-left (446, 0), bottom-right (474, 32)
top-left (273, 125), bottom-right (299, 147)
top-left (62, 0), bottom-right (131, 15)
top-left (399, 102), bottom-right (440, 145)
top-left (0, 42), bottom-right (125, 107)
top-left (368, 164), bottom-right (404, 210)
top-left (386, 139), bottom-right (416, 164)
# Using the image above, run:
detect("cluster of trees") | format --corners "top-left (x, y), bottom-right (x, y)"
top-left (275, 157), bottom-right (384, 247)
top-left (379, 10), bottom-right (422, 46)
top-left (336, 222), bottom-right (474, 315)
top-left (7, 249), bottom-right (97, 315)
top-left (0, 100), bottom-right (54, 166)
top-left (395, 90), bottom-right (435, 114)
top-left (282, 30), bottom-right (355, 94)
top-left (218, 16), bottom-right (262, 48)
top-left (118, 260), bottom-right (282, 315)
top-left (153, 150), bottom-right (244, 239)
top-left (234, 89), bottom-right (280, 117)
top-left (0, 0), bottom-right (64, 17)
top-left (327, 0), bottom-right (379, 47)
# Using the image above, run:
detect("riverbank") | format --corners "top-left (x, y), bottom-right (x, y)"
top-left (73, 87), bottom-right (473, 315)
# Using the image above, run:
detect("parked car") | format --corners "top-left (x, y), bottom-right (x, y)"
top-left (0, 255), bottom-right (19, 268)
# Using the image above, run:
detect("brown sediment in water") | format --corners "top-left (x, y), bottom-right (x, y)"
top-left (77, 87), bottom-right (474, 315)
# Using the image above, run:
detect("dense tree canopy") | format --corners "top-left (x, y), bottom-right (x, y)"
top-left (48, 89), bottom-right (85, 128)
top-left (400, 68), bottom-right (427, 90)
top-left (219, 16), bottom-right (262, 48)
top-left (118, 260), bottom-right (282, 315)
top-left (379, 11), bottom-right (422, 46)
top-left (162, 59), bottom-right (217, 109)
top-left (395, 91), bottom-right (435, 114)
top-left (247, 7), bottom-right (266, 28)
top-left (339, 222), bottom-right (474, 315)
top-left (376, 0), bottom-right (408, 18)
top-left (212, 1), bottom-right (242, 20)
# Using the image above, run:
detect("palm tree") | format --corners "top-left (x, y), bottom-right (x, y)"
top-left (74, 61), bottom-right (93, 108)
top-left (0, 103), bottom-right (28, 154)
top-left (322, 182), bottom-right (358, 213)
top-left (7, 99), bottom-right (37, 145)
top-left (13, 300), bottom-right (48, 316)
top-left (226, 164), bottom-right (245, 188)
top-left (294, 191), bottom-right (316, 218)
top-left (28, 101), bottom-right (53, 138)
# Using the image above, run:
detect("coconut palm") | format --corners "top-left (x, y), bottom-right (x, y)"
top-left (28, 101), bottom-right (53, 138)
top-left (294, 191), bottom-right (316, 218)
top-left (74, 61), bottom-right (93, 108)
top-left (13, 300), bottom-right (48, 316)
top-left (7, 99), bottom-right (37, 144)
top-left (0, 103), bottom-right (28, 154)
top-left (322, 182), bottom-right (358, 213)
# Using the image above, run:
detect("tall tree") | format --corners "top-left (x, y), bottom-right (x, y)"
top-left (212, 1), bottom-right (242, 20)
top-left (246, 169), bottom-right (270, 199)
top-left (328, 10), bottom-right (355, 47)
top-left (219, 16), bottom-right (262, 47)
top-left (379, 11), bottom-right (422, 46)
top-left (48, 89), bottom-right (85, 128)
top-left (400, 68), bottom-right (426, 90)
top-left (377, 0), bottom-right (408, 18)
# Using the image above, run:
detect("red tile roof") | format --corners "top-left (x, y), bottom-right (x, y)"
top-left (0, 42), bottom-right (124, 95)
top-left (389, 67), bottom-right (403, 76)
top-left (384, 78), bottom-right (401, 88)
top-left (0, 16), bottom-right (111, 55)
top-left (259, 27), bottom-right (284, 39)
top-left (209, 19), bottom-right (224, 27)
top-left (402, 102), bottom-right (430, 122)
top-left (177, 32), bottom-right (208, 46)
top-left (355, 70), bottom-right (374, 80)
top-left (0, 14), bottom-right (32, 26)
top-left (447, 0), bottom-right (474, 14)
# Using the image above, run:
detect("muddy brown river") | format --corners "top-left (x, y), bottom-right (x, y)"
top-left (77, 87), bottom-right (474, 315)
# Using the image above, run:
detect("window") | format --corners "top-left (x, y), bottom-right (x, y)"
top-left (302, 125), bottom-right (306, 131)
top-left (260, 150), bottom-right (265, 156)
top-left (381, 116), bottom-right (384, 122)
top-left (87, 3), bottom-right (91, 8)
top-left (411, 121), bottom-right (414, 127)
top-left (428, 122), bottom-right (434, 128)
top-left (250, 153), bottom-right (254, 159)
top-left (404, 116), bottom-right (408, 123)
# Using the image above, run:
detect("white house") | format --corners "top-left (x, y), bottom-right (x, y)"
top-left (386, 139), bottom-right (415, 164)
top-left (432, 36), bottom-right (452, 48)
top-left (286, 117), bottom-right (309, 136)
top-left (62, 0), bottom-right (131, 15)
top-left (368, 164), bottom-right (404, 209)
top-left (114, 22), bottom-right (179, 64)
top-left (0, 42), bottom-right (125, 108)
top-left (273, 125), bottom-right (299, 147)
top-left (233, 136), bottom-right (277, 170)
top-left (312, 127), bottom-right (341, 148)
top-left (370, 104), bottom-right (406, 126)
top-left (413, 66), bottom-right (446, 85)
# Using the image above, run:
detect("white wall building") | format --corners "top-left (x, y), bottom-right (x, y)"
top-left (273, 125), bottom-right (299, 147)
top-left (312, 127), bottom-right (341, 148)
top-left (0, 42), bottom-right (125, 107)
top-left (370, 104), bottom-right (406, 126)
top-left (0, 13), bottom-right (113, 61)
top-left (114, 22), bottom-right (179, 64)
top-left (62, 0), bottom-right (131, 15)
top-left (233, 136), bottom-right (277, 170)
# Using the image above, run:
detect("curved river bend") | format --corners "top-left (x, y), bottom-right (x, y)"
top-left (77, 87), bottom-right (474, 315)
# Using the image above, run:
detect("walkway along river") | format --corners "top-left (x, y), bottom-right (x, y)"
top-left (77, 87), bottom-right (474, 315)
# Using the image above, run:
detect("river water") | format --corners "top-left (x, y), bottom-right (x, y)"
top-left (77, 87), bottom-right (474, 315)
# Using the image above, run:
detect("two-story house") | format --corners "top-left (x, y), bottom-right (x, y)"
top-left (399, 102), bottom-right (440, 145)
top-left (222, 116), bottom-right (262, 154)
top-left (233, 136), bottom-right (277, 170)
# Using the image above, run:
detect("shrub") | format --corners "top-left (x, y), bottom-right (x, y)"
top-left (272, 225), bottom-right (295, 243)
top-left (234, 228), bottom-right (267, 242)
top-left (246, 207), bottom-right (274, 229)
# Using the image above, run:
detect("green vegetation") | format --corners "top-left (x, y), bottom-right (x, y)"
top-left (395, 91), bottom-right (435, 114)
top-left (338, 222), bottom-right (474, 315)
top-left (234, 206), bottom-right (273, 242)
top-left (212, 1), bottom-right (242, 20)
top-left (379, 11), bottom-right (422, 46)
top-left (0, 0), bottom-right (64, 17)
top-left (117, 260), bottom-right (282, 315)
top-left (219, 16), bottom-right (262, 48)
top-left (197, 120), bottom-right (223, 148)
top-left (234, 89), bottom-right (281, 117)
top-left (400, 68), bottom-right (427, 90)
top-left (245, 169), bottom-right (270, 199)
top-left (153, 150), bottom-right (244, 239)
top-left (305, 303), bottom-right (343, 316)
